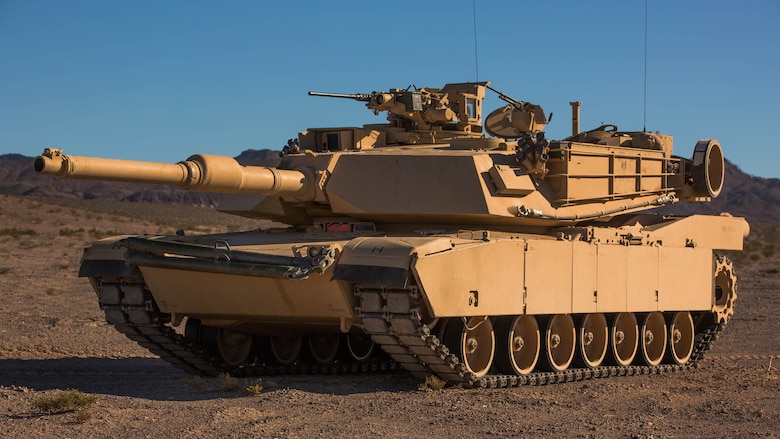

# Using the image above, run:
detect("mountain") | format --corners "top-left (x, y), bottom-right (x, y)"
top-left (659, 160), bottom-right (780, 223)
top-left (0, 151), bottom-right (777, 223)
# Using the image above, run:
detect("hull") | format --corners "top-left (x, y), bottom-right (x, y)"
top-left (80, 213), bottom-right (748, 387)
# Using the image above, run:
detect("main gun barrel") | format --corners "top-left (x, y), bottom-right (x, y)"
top-left (34, 148), bottom-right (314, 200)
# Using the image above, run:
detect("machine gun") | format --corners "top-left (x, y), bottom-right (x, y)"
top-left (307, 91), bottom-right (372, 102)
top-left (483, 85), bottom-right (550, 139)
top-left (309, 83), bottom-right (489, 132)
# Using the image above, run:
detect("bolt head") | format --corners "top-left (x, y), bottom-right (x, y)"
top-left (512, 336), bottom-right (525, 352)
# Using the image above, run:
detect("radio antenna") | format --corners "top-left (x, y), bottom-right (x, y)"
top-left (643, 0), bottom-right (648, 131)
top-left (472, 0), bottom-right (479, 81)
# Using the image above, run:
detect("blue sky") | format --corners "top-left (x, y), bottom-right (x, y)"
top-left (1, 0), bottom-right (778, 178)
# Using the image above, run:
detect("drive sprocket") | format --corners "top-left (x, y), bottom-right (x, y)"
top-left (712, 255), bottom-right (737, 324)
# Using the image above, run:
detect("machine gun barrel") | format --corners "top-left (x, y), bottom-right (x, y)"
top-left (308, 91), bottom-right (372, 102)
top-left (34, 148), bottom-right (314, 200)
top-left (486, 84), bottom-right (529, 108)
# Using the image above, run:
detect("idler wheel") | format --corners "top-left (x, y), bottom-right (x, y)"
top-left (346, 332), bottom-right (374, 362)
top-left (541, 314), bottom-right (576, 371)
top-left (307, 333), bottom-right (341, 365)
top-left (216, 328), bottom-right (254, 367)
top-left (270, 335), bottom-right (303, 365)
top-left (494, 315), bottom-right (540, 375)
top-left (609, 312), bottom-right (639, 366)
top-left (639, 312), bottom-right (667, 366)
top-left (666, 311), bottom-right (695, 365)
top-left (575, 313), bottom-right (608, 368)
top-left (444, 317), bottom-right (495, 377)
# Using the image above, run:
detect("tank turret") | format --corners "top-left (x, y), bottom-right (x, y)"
top-left (32, 81), bottom-right (748, 389)
top-left (36, 82), bottom-right (726, 227)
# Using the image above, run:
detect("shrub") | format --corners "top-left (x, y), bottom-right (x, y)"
top-left (30, 389), bottom-right (98, 414)
top-left (88, 228), bottom-right (117, 239)
top-left (246, 383), bottom-right (264, 395)
top-left (180, 375), bottom-right (205, 390)
top-left (246, 378), bottom-right (275, 395)
top-left (59, 228), bottom-right (85, 237)
top-left (0, 228), bottom-right (37, 238)
top-left (218, 373), bottom-right (240, 392)
top-left (418, 375), bottom-right (447, 391)
top-left (18, 240), bottom-right (38, 249)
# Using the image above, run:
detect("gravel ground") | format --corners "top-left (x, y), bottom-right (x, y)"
top-left (0, 194), bottom-right (777, 438)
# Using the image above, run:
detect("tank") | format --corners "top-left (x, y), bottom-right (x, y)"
top-left (34, 81), bottom-right (748, 388)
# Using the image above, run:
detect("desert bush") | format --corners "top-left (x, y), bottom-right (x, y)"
top-left (418, 375), bottom-right (447, 391)
top-left (218, 373), bottom-right (240, 392)
top-left (246, 378), bottom-right (275, 395)
top-left (75, 408), bottom-right (94, 424)
top-left (762, 244), bottom-right (776, 259)
top-left (246, 383), bottom-right (264, 395)
top-left (180, 375), bottom-right (206, 391)
top-left (18, 240), bottom-right (38, 249)
top-left (30, 389), bottom-right (98, 414)
top-left (59, 227), bottom-right (85, 237)
top-left (0, 227), bottom-right (37, 238)
top-left (88, 228), bottom-right (117, 239)
top-left (0, 267), bottom-right (10, 275)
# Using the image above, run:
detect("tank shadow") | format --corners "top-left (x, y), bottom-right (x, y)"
top-left (0, 357), bottom-right (417, 399)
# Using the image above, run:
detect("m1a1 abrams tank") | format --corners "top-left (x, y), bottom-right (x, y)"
top-left (34, 81), bottom-right (748, 388)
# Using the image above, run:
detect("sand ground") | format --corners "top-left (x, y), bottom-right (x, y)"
top-left (0, 194), bottom-right (777, 438)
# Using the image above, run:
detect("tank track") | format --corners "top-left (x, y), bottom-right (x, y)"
top-left (94, 276), bottom-right (397, 378)
top-left (93, 275), bottom-right (725, 387)
top-left (355, 286), bottom-right (727, 389)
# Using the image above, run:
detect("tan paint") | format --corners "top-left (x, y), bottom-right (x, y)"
top-left (140, 265), bottom-right (355, 322)
top-left (658, 247), bottom-right (712, 311)
top-left (411, 233), bottom-right (724, 319)
top-left (525, 239), bottom-right (573, 315)
top-left (35, 80), bottom-right (748, 375)
top-left (413, 240), bottom-right (526, 317)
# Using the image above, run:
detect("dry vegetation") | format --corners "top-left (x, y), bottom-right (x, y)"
top-left (0, 193), bottom-right (777, 438)
top-left (28, 389), bottom-right (99, 425)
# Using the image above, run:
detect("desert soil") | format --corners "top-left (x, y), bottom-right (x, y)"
top-left (0, 194), bottom-right (777, 438)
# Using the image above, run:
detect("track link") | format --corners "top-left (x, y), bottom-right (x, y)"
top-left (91, 273), bottom-right (726, 387)
top-left (355, 286), bottom-right (726, 389)
top-left (94, 276), bottom-right (396, 377)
